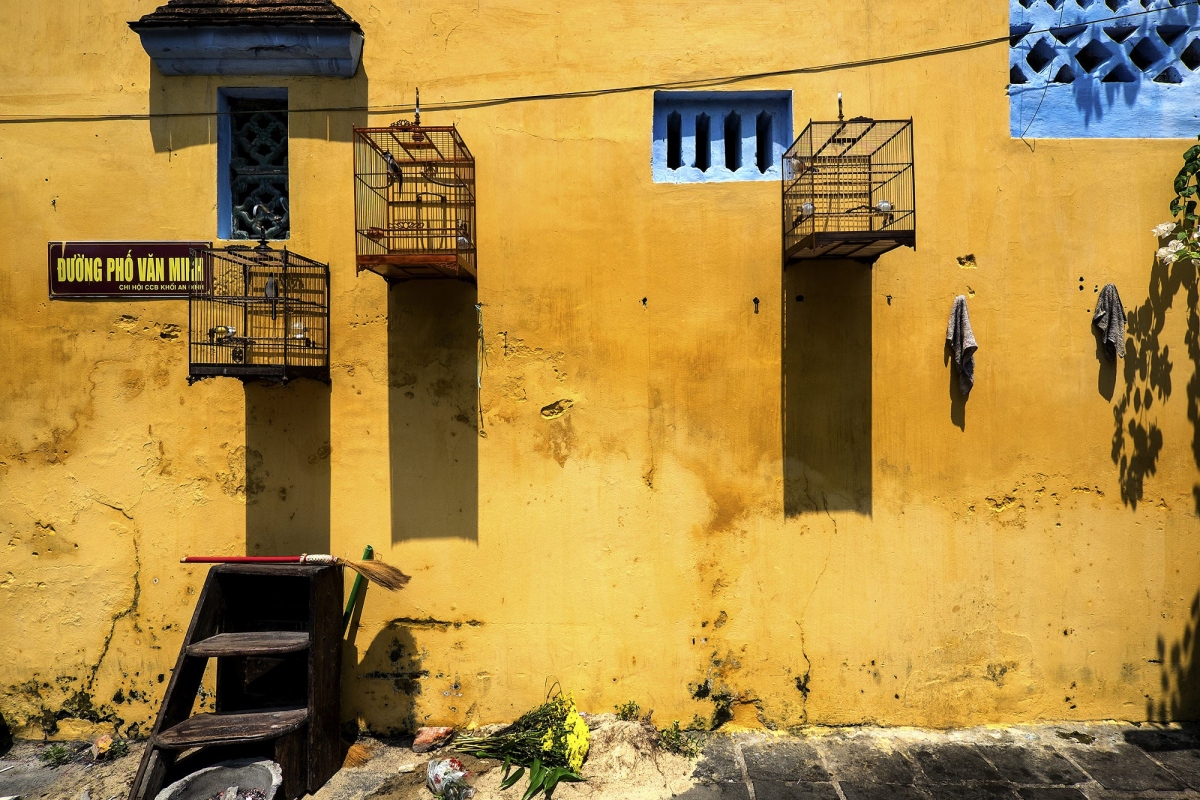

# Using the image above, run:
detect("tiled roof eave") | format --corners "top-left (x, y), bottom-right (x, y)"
top-left (129, 1), bottom-right (361, 34)
top-left (130, 18), bottom-right (362, 30)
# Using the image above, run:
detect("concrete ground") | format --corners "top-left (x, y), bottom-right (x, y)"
top-left (6, 721), bottom-right (1200, 799)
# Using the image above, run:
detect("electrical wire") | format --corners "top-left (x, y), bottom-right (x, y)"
top-left (1018, 0), bottom-right (1068, 150)
top-left (0, 1), bottom-right (1196, 125)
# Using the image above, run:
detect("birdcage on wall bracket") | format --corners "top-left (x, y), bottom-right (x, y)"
top-left (353, 98), bottom-right (476, 282)
top-left (783, 116), bottom-right (915, 264)
top-left (188, 242), bottom-right (330, 385)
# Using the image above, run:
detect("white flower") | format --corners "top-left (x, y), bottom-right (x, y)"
top-left (1153, 222), bottom-right (1178, 238)
top-left (1157, 239), bottom-right (1187, 263)
top-left (1191, 228), bottom-right (1200, 241)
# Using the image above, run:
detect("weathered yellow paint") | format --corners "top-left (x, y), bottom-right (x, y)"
top-left (2, 0), bottom-right (1199, 742)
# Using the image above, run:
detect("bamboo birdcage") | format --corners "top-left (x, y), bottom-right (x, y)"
top-left (188, 244), bottom-right (330, 384)
top-left (783, 118), bottom-right (916, 263)
top-left (353, 121), bottom-right (476, 282)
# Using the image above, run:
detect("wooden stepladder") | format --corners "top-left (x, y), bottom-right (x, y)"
top-left (129, 564), bottom-right (342, 800)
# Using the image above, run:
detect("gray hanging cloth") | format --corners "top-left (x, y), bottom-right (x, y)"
top-left (946, 295), bottom-right (977, 396)
top-left (1092, 283), bottom-right (1126, 361)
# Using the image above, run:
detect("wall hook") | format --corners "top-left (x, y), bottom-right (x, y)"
top-left (753, 297), bottom-right (760, 314)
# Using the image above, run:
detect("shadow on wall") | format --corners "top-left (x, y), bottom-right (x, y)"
top-left (944, 344), bottom-right (968, 431)
top-left (388, 281), bottom-right (480, 542)
top-left (244, 380), bottom-right (331, 555)
top-left (148, 65), bottom-right (370, 153)
top-left (1150, 591), bottom-right (1200, 722)
top-left (1110, 254), bottom-right (1200, 510)
top-left (781, 261), bottom-right (872, 517)
top-left (347, 621), bottom-right (426, 735)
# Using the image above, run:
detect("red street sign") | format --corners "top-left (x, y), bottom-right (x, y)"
top-left (48, 241), bottom-right (211, 298)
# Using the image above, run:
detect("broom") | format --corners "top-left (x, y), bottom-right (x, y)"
top-left (180, 554), bottom-right (411, 591)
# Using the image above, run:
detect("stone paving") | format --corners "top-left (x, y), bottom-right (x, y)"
top-left (682, 724), bottom-right (1200, 800)
top-left (7, 722), bottom-right (1200, 799)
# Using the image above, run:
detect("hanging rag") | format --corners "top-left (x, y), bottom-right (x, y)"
top-left (1092, 283), bottom-right (1126, 361)
top-left (946, 295), bottom-right (977, 396)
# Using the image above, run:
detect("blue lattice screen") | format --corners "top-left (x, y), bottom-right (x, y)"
top-left (1010, 0), bottom-right (1200, 137)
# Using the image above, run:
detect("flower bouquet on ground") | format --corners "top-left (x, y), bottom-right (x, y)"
top-left (455, 691), bottom-right (590, 799)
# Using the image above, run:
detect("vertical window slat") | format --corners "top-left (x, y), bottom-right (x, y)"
top-left (724, 112), bottom-right (742, 171)
top-left (667, 111), bottom-right (683, 170)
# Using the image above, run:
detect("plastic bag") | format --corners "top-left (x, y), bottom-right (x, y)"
top-left (426, 758), bottom-right (475, 800)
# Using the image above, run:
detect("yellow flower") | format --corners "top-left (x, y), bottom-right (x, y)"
top-left (563, 706), bottom-right (590, 772)
top-left (542, 729), bottom-right (554, 751)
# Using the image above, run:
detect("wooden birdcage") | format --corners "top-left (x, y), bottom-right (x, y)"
top-left (783, 118), bottom-right (915, 263)
top-left (353, 120), bottom-right (476, 282)
top-left (188, 244), bottom-right (330, 384)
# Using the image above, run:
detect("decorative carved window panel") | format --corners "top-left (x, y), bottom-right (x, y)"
top-left (228, 97), bottom-right (289, 240)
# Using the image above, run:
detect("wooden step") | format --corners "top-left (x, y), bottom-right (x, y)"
top-left (186, 631), bottom-right (310, 658)
top-left (156, 708), bottom-right (309, 749)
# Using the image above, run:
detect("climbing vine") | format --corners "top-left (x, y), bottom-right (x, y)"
top-left (1155, 134), bottom-right (1200, 263)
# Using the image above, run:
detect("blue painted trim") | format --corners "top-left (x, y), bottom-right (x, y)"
top-left (135, 26), bottom-right (363, 78)
top-left (1010, 0), bottom-right (1200, 139)
top-left (217, 87), bottom-right (288, 241)
top-left (652, 91), bottom-right (792, 183)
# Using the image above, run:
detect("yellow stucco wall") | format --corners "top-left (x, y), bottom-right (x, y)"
top-left (3, 0), bottom-right (1200, 741)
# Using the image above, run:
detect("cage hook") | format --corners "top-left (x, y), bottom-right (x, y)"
top-left (414, 87), bottom-right (421, 127)
top-left (838, 92), bottom-right (843, 122)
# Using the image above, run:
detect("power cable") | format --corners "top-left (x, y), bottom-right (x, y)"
top-left (0, 1), bottom-right (1196, 125)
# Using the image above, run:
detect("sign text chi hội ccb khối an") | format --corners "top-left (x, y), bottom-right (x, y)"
top-left (48, 242), bottom-right (211, 298)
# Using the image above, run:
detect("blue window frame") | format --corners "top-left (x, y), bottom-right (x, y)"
top-left (217, 87), bottom-right (289, 240)
top-left (652, 91), bottom-right (792, 183)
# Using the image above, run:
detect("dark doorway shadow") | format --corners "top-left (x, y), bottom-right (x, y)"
top-left (244, 380), bottom-right (331, 556)
top-left (388, 281), bottom-right (480, 542)
top-left (781, 261), bottom-right (872, 517)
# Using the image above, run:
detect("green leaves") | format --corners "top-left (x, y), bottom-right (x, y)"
top-left (514, 758), bottom-right (583, 800)
top-left (493, 755), bottom-right (584, 800)
top-left (501, 766), bottom-right (526, 790)
top-left (1171, 138), bottom-right (1200, 215)
top-left (522, 759), bottom-right (546, 800)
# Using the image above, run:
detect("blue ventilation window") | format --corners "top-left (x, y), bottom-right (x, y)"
top-left (652, 91), bottom-right (792, 183)
top-left (218, 87), bottom-right (289, 239)
top-left (1010, 0), bottom-right (1200, 138)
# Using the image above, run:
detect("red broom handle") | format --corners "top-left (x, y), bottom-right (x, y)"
top-left (181, 555), bottom-right (307, 563)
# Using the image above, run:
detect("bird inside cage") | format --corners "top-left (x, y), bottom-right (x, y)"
top-left (264, 275), bottom-right (279, 320)
top-left (794, 202), bottom-right (816, 229)
top-left (875, 199), bottom-right (895, 227)
top-left (383, 151), bottom-right (403, 192)
top-left (456, 220), bottom-right (472, 251)
top-left (208, 325), bottom-right (236, 341)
